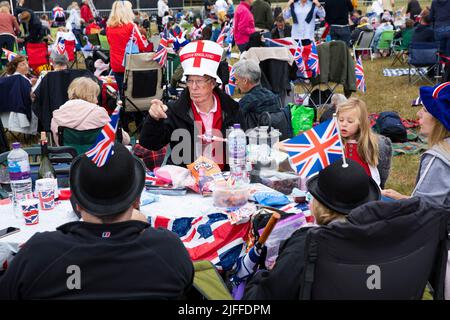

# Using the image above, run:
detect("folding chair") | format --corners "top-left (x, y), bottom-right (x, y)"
top-left (295, 41), bottom-right (354, 114)
top-left (353, 30), bottom-right (375, 61)
top-left (376, 30), bottom-right (395, 57)
top-left (64, 39), bottom-right (78, 68)
top-left (0, 146), bottom-right (77, 187)
top-left (408, 42), bottom-right (440, 85)
top-left (391, 28), bottom-right (413, 66)
top-left (57, 126), bottom-right (102, 155)
top-left (25, 42), bottom-right (49, 73)
top-left (122, 52), bottom-right (163, 136)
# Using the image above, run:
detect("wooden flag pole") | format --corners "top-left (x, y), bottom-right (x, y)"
top-left (333, 114), bottom-right (348, 168)
top-left (257, 212), bottom-right (281, 245)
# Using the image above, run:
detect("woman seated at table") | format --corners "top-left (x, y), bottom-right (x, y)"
top-left (243, 158), bottom-right (381, 299)
top-left (51, 77), bottom-right (130, 146)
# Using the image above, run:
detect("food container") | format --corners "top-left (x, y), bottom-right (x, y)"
top-left (213, 181), bottom-right (249, 210)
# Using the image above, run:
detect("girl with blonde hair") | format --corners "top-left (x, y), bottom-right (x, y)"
top-left (336, 98), bottom-right (392, 187)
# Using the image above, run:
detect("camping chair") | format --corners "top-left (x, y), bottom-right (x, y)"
top-left (64, 39), bottom-right (79, 69)
top-left (294, 41), bottom-right (355, 113)
top-left (353, 30), bottom-right (375, 61)
top-left (376, 30), bottom-right (395, 57)
top-left (0, 146), bottom-right (77, 188)
top-left (298, 198), bottom-right (449, 300)
top-left (57, 126), bottom-right (102, 155)
top-left (391, 29), bottom-right (413, 66)
top-left (187, 260), bottom-right (233, 300)
top-left (122, 52), bottom-right (163, 136)
top-left (166, 52), bottom-right (181, 87)
top-left (408, 42), bottom-right (440, 85)
top-left (25, 42), bottom-right (49, 73)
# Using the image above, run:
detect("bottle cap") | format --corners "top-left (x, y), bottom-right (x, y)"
top-left (233, 124), bottom-right (241, 129)
top-left (12, 142), bottom-right (20, 149)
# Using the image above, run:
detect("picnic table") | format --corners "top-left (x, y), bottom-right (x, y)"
top-left (0, 184), bottom-right (311, 274)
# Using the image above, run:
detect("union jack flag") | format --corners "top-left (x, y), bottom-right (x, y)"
top-left (85, 104), bottom-right (121, 167)
top-left (169, 25), bottom-right (189, 51)
top-left (281, 118), bottom-right (343, 178)
top-left (149, 213), bottom-right (250, 271)
top-left (52, 6), bottom-right (65, 19)
top-left (217, 25), bottom-right (230, 47)
top-left (145, 171), bottom-right (166, 186)
top-left (153, 37), bottom-right (169, 67)
top-left (264, 37), bottom-right (297, 56)
top-left (190, 24), bottom-right (205, 40)
top-left (55, 38), bottom-right (66, 55)
top-left (225, 64), bottom-right (236, 96)
top-left (355, 55), bottom-right (366, 93)
top-left (294, 40), bottom-right (320, 78)
top-left (2, 48), bottom-right (17, 62)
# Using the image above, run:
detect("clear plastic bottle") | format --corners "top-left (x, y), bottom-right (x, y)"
top-left (228, 124), bottom-right (247, 182)
top-left (8, 142), bottom-right (32, 215)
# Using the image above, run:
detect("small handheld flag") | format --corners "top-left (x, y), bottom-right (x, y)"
top-left (225, 64), bottom-right (236, 96)
top-left (153, 37), bottom-right (169, 67)
top-left (2, 48), bottom-right (17, 62)
top-left (281, 118), bottom-right (343, 177)
top-left (55, 38), bottom-right (66, 55)
top-left (85, 102), bottom-right (122, 167)
top-left (355, 55), bottom-right (366, 93)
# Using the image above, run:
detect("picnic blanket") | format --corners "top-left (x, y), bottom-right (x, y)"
top-left (391, 128), bottom-right (428, 156)
top-left (383, 68), bottom-right (428, 77)
top-left (368, 113), bottom-right (427, 156)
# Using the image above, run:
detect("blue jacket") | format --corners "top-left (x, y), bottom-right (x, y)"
top-left (0, 75), bottom-right (32, 120)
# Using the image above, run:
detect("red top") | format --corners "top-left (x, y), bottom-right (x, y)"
top-left (345, 142), bottom-right (372, 177)
top-left (190, 93), bottom-right (224, 168)
top-left (106, 23), bottom-right (149, 73)
top-left (80, 4), bottom-right (94, 23)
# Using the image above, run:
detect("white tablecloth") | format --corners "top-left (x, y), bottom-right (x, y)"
top-left (0, 184), bottom-right (278, 272)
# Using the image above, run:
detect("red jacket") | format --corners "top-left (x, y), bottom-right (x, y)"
top-left (80, 4), bottom-right (94, 23)
top-left (106, 23), bottom-right (149, 73)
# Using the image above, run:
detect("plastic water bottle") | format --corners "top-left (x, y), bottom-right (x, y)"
top-left (228, 124), bottom-right (247, 182)
top-left (8, 142), bottom-right (32, 215)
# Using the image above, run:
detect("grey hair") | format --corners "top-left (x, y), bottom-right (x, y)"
top-left (331, 94), bottom-right (348, 107)
top-left (232, 59), bottom-right (261, 85)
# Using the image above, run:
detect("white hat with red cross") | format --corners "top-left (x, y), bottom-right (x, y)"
top-left (179, 40), bottom-right (224, 84)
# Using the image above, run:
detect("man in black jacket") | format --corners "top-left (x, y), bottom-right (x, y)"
top-left (0, 144), bottom-right (194, 299)
top-left (140, 40), bottom-right (244, 168)
top-left (323, 0), bottom-right (354, 46)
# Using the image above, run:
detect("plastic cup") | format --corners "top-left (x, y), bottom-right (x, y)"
top-left (35, 178), bottom-right (56, 210)
top-left (21, 199), bottom-right (39, 225)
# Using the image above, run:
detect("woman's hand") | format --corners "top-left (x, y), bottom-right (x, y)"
top-left (381, 189), bottom-right (410, 200)
top-left (313, 0), bottom-right (322, 7)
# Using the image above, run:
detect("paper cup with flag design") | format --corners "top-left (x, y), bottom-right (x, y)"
top-left (21, 199), bottom-right (39, 225)
top-left (35, 178), bottom-right (56, 210)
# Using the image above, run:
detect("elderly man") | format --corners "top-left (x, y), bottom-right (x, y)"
top-left (234, 59), bottom-right (281, 116)
top-left (140, 40), bottom-right (244, 167)
top-left (0, 143), bottom-right (194, 299)
top-left (233, 59), bottom-right (291, 139)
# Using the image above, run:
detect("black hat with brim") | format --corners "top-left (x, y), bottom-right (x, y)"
top-left (70, 143), bottom-right (146, 217)
top-left (306, 158), bottom-right (381, 215)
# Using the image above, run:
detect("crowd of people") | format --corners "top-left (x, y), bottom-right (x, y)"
top-left (0, 0), bottom-right (448, 300)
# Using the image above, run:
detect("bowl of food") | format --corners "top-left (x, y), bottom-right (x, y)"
top-left (213, 181), bottom-right (249, 210)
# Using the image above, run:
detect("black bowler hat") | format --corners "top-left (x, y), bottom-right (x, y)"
top-left (306, 159), bottom-right (381, 215)
top-left (70, 143), bottom-right (146, 217)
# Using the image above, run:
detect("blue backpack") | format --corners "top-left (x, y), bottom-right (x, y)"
top-left (375, 111), bottom-right (407, 143)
